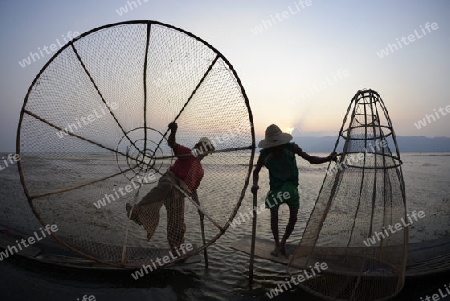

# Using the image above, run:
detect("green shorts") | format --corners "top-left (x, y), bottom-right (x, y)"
top-left (265, 182), bottom-right (300, 210)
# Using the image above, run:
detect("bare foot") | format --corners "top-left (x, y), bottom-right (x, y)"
top-left (270, 246), bottom-right (280, 257)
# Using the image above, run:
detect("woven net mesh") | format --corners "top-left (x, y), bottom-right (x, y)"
top-left (288, 89), bottom-right (407, 301)
top-left (17, 21), bottom-right (254, 268)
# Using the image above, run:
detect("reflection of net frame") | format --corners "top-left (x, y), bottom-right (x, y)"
top-left (16, 20), bottom-right (255, 269)
top-left (288, 89), bottom-right (407, 301)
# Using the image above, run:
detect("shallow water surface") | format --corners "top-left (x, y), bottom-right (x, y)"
top-left (0, 153), bottom-right (449, 300)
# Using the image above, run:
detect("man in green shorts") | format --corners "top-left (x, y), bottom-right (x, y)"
top-left (251, 124), bottom-right (336, 257)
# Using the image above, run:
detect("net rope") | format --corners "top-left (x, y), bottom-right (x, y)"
top-left (288, 89), bottom-right (407, 301)
top-left (17, 21), bottom-right (255, 268)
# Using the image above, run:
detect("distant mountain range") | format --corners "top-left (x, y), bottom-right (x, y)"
top-left (263, 136), bottom-right (450, 153)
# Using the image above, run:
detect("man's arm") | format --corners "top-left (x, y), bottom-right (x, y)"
top-left (251, 156), bottom-right (263, 194)
top-left (167, 122), bottom-right (178, 150)
top-left (294, 144), bottom-right (336, 164)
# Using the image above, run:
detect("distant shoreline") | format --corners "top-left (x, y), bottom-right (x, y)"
top-left (3, 135), bottom-right (450, 153)
top-left (289, 136), bottom-right (450, 153)
top-left (410, 153), bottom-right (450, 156)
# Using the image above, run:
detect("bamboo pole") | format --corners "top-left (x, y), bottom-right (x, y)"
top-left (248, 190), bottom-right (257, 288)
top-left (199, 213), bottom-right (209, 268)
top-left (171, 182), bottom-right (224, 231)
top-left (151, 145), bottom-right (254, 160)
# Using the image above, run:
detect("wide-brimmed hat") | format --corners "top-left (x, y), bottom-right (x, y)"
top-left (258, 124), bottom-right (292, 148)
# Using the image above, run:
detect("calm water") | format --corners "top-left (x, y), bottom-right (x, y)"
top-left (0, 152), bottom-right (449, 301)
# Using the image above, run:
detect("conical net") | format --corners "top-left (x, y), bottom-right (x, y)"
top-left (17, 21), bottom-right (254, 268)
top-left (289, 89), bottom-right (407, 301)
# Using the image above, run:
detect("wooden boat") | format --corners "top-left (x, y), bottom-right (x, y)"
top-left (0, 225), bottom-right (200, 270)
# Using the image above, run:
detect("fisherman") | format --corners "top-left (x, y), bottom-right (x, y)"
top-left (127, 122), bottom-right (215, 252)
top-left (251, 124), bottom-right (336, 257)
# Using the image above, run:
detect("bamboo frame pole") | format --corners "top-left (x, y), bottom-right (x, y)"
top-left (248, 190), bottom-right (257, 287)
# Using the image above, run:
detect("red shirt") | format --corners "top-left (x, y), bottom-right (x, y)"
top-left (169, 144), bottom-right (204, 191)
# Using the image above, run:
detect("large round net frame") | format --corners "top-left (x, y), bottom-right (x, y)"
top-left (115, 126), bottom-right (172, 181)
top-left (16, 20), bottom-right (255, 269)
top-left (288, 89), bottom-right (407, 301)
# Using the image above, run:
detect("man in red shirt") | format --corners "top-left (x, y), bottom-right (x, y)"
top-left (127, 122), bottom-right (214, 252)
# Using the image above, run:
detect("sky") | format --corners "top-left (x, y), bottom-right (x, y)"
top-left (0, 0), bottom-right (449, 152)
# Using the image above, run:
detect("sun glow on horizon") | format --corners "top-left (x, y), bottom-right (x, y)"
top-left (284, 127), bottom-right (295, 134)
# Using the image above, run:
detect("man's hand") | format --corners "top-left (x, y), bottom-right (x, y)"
top-left (329, 152), bottom-right (338, 162)
top-left (168, 122), bottom-right (178, 131)
top-left (168, 122), bottom-right (178, 148)
top-left (251, 185), bottom-right (259, 194)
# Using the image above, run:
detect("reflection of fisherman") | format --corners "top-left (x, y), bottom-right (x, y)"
top-left (127, 122), bottom-right (215, 251)
top-left (252, 124), bottom-right (336, 258)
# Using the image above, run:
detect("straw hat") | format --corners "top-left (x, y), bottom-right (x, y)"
top-left (258, 124), bottom-right (293, 148)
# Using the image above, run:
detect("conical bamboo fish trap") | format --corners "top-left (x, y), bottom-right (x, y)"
top-left (289, 89), bottom-right (407, 301)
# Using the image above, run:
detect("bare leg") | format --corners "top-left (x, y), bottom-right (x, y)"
top-left (270, 206), bottom-right (280, 257)
top-left (280, 206), bottom-right (298, 258)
